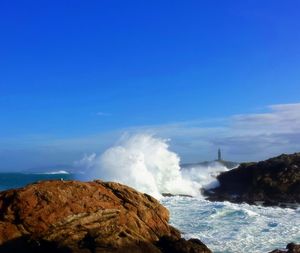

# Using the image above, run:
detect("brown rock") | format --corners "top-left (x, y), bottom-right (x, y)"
top-left (0, 180), bottom-right (211, 253)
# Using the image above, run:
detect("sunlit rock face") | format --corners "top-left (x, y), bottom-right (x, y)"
top-left (0, 180), bottom-right (211, 253)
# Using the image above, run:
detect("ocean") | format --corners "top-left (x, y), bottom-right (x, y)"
top-left (1, 134), bottom-right (299, 253)
top-left (1, 171), bottom-right (299, 253)
top-left (0, 171), bottom-right (74, 192)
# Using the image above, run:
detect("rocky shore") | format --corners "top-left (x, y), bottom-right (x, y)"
top-left (0, 162), bottom-right (299, 253)
top-left (0, 180), bottom-right (211, 253)
top-left (205, 153), bottom-right (300, 207)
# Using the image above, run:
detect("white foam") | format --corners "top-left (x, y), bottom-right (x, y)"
top-left (181, 162), bottom-right (228, 191)
top-left (76, 134), bottom-right (200, 198)
top-left (162, 197), bottom-right (300, 253)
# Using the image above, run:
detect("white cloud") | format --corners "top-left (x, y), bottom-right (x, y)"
top-left (127, 103), bottom-right (300, 162)
top-left (231, 103), bottom-right (300, 135)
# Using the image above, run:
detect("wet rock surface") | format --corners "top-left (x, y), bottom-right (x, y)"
top-left (205, 153), bottom-right (300, 207)
top-left (0, 180), bottom-right (211, 253)
top-left (269, 243), bottom-right (300, 253)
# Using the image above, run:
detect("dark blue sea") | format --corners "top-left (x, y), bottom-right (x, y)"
top-left (0, 172), bottom-right (75, 191)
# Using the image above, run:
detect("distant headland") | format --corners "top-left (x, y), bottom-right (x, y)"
top-left (181, 148), bottom-right (239, 169)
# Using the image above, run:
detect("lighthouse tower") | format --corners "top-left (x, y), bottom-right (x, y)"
top-left (218, 148), bottom-right (222, 161)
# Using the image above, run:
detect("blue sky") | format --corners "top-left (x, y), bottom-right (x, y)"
top-left (1, 1), bottom-right (300, 170)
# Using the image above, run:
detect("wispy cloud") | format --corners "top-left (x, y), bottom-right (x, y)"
top-left (125, 103), bottom-right (300, 162)
top-left (35, 102), bottom-right (300, 163)
top-left (96, 112), bottom-right (111, 116)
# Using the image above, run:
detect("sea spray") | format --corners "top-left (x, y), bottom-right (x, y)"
top-left (76, 134), bottom-right (228, 198)
top-left (181, 162), bottom-right (228, 190)
top-left (76, 134), bottom-right (200, 198)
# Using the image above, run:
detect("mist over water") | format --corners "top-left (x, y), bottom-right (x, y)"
top-left (181, 161), bottom-right (229, 190)
top-left (77, 134), bottom-right (224, 198)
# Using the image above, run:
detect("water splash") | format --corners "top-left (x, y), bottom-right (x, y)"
top-left (181, 161), bottom-right (229, 190)
top-left (76, 134), bottom-right (201, 198)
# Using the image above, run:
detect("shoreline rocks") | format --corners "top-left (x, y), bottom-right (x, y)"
top-left (204, 152), bottom-right (300, 207)
top-left (0, 180), bottom-right (211, 253)
top-left (269, 243), bottom-right (300, 253)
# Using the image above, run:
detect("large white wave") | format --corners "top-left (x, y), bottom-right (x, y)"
top-left (76, 134), bottom-right (226, 199)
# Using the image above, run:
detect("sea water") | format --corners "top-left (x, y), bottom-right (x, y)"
top-left (1, 134), bottom-right (299, 252)
top-left (0, 172), bottom-right (74, 191)
top-left (162, 197), bottom-right (300, 253)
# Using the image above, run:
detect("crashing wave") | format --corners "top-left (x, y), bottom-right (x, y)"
top-left (76, 134), bottom-right (227, 198)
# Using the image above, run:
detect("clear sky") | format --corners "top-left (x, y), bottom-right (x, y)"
top-left (1, 0), bottom-right (300, 170)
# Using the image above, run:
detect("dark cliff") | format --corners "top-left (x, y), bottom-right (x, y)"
top-left (205, 152), bottom-right (300, 207)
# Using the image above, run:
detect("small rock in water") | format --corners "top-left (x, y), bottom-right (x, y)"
top-left (269, 243), bottom-right (300, 253)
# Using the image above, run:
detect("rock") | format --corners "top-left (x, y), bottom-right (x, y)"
top-left (162, 193), bottom-right (193, 198)
top-left (269, 243), bottom-right (300, 253)
top-left (0, 180), bottom-right (211, 253)
top-left (286, 243), bottom-right (300, 253)
top-left (204, 153), bottom-right (300, 207)
top-left (156, 236), bottom-right (212, 253)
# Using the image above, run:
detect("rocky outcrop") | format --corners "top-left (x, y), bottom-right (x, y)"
top-left (269, 243), bottom-right (300, 253)
top-left (156, 236), bottom-right (212, 253)
top-left (205, 153), bottom-right (300, 207)
top-left (0, 180), bottom-right (211, 253)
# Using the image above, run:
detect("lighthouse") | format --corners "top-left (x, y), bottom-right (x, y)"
top-left (218, 148), bottom-right (222, 161)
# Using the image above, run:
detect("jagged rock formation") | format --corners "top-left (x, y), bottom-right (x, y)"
top-left (0, 180), bottom-right (211, 253)
top-left (205, 153), bottom-right (300, 207)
